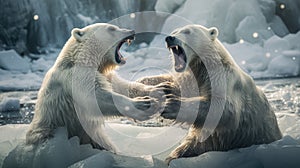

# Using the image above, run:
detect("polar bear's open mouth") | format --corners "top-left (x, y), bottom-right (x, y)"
top-left (165, 36), bottom-right (187, 72)
top-left (115, 34), bottom-right (135, 65)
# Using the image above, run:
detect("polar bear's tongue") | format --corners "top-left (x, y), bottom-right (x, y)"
top-left (175, 54), bottom-right (186, 71)
top-left (170, 46), bottom-right (186, 72)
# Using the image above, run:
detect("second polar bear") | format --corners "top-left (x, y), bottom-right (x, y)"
top-left (26, 23), bottom-right (162, 151)
top-left (137, 25), bottom-right (282, 163)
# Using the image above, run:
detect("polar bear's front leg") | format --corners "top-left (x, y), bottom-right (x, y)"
top-left (26, 126), bottom-right (54, 145)
top-left (108, 72), bottom-right (178, 98)
top-left (165, 133), bottom-right (199, 165)
top-left (162, 96), bottom-right (210, 124)
top-left (95, 88), bottom-right (160, 121)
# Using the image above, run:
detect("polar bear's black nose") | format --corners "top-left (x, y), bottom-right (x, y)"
top-left (165, 36), bottom-right (175, 42)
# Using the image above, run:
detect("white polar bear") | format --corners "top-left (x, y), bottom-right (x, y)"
top-left (136, 25), bottom-right (282, 163)
top-left (26, 23), bottom-right (161, 151)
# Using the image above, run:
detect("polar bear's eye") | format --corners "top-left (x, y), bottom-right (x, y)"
top-left (182, 29), bottom-right (191, 34)
top-left (108, 26), bottom-right (117, 31)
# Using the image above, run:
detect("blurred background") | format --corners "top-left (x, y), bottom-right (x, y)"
top-left (0, 0), bottom-right (299, 53)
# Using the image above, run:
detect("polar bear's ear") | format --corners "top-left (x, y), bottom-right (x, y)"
top-left (209, 27), bottom-right (218, 41)
top-left (72, 28), bottom-right (84, 42)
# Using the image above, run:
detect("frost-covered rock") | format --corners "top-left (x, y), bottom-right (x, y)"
top-left (0, 97), bottom-right (20, 112)
top-left (0, 50), bottom-right (30, 73)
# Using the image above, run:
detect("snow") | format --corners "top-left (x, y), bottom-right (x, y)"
top-left (0, 71), bottom-right (44, 91)
top-left (0, 50), bottom-right (30, 73)
top-left (1, 118), bottom-right (300, 168)
top-left (169, 136), bottom-right (300, 168)
top-left (30, 58), bottom-right (53, 73)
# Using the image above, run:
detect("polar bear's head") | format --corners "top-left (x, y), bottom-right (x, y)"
top-left (70, 23), bottom-right (134, 71)
top-left (165, 25), bottom-right (219, 72)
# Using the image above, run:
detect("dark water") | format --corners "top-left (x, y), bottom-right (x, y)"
top-left (0, 78), bottom-right (299, 125)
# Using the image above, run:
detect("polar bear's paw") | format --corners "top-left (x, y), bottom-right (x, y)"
top-left (26, 128), bottom-right (54, 145)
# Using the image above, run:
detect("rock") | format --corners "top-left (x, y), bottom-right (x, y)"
top-left (0, 50), bottom-right (30, 73)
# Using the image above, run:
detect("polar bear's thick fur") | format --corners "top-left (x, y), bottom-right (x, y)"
top-left (137, 25), bottom-right (282, 163)
top-left (26, 23), bottom-right (159, 151)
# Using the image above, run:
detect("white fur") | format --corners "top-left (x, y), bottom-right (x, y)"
top-left (136, 25), bottom-right (282, 164)
top-left (26, 23), bottom-right (158, 151)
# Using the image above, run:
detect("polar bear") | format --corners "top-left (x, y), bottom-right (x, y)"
top-left (26, 23), bottom-right (161, 151)
top-left (137, 24), bottom-right (282, 163)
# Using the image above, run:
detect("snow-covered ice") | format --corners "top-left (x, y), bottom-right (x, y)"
top-left (1, 118), bottom-right (300, 168)
top-left (0, 50), bottom-right (30, 73)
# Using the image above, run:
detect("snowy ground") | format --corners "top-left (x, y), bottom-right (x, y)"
top-left (0, 114), bottom-right (300, 168)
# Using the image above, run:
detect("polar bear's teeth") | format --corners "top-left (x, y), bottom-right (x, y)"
top-left (127, 39), bottom-right (131, 46)
top-left (175, 45), bottom-right (178, 51)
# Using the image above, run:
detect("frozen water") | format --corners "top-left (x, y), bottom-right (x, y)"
top-left (267, 55), bottom-right (300, 77)
top-left (169, 136), bottom-right (300, 168)
top-left (165, 0), bottom-right (299, 45)
top-left (155, 0), bottom-right (186, 13)
top-left (235, 15), bottom-right (273, 44)
top-left (0, 72), bottom-right (43, 91)
top-left (1, 126), bottom-right (167, 168)
top-left (0, 50), bottom-right (30, 73)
